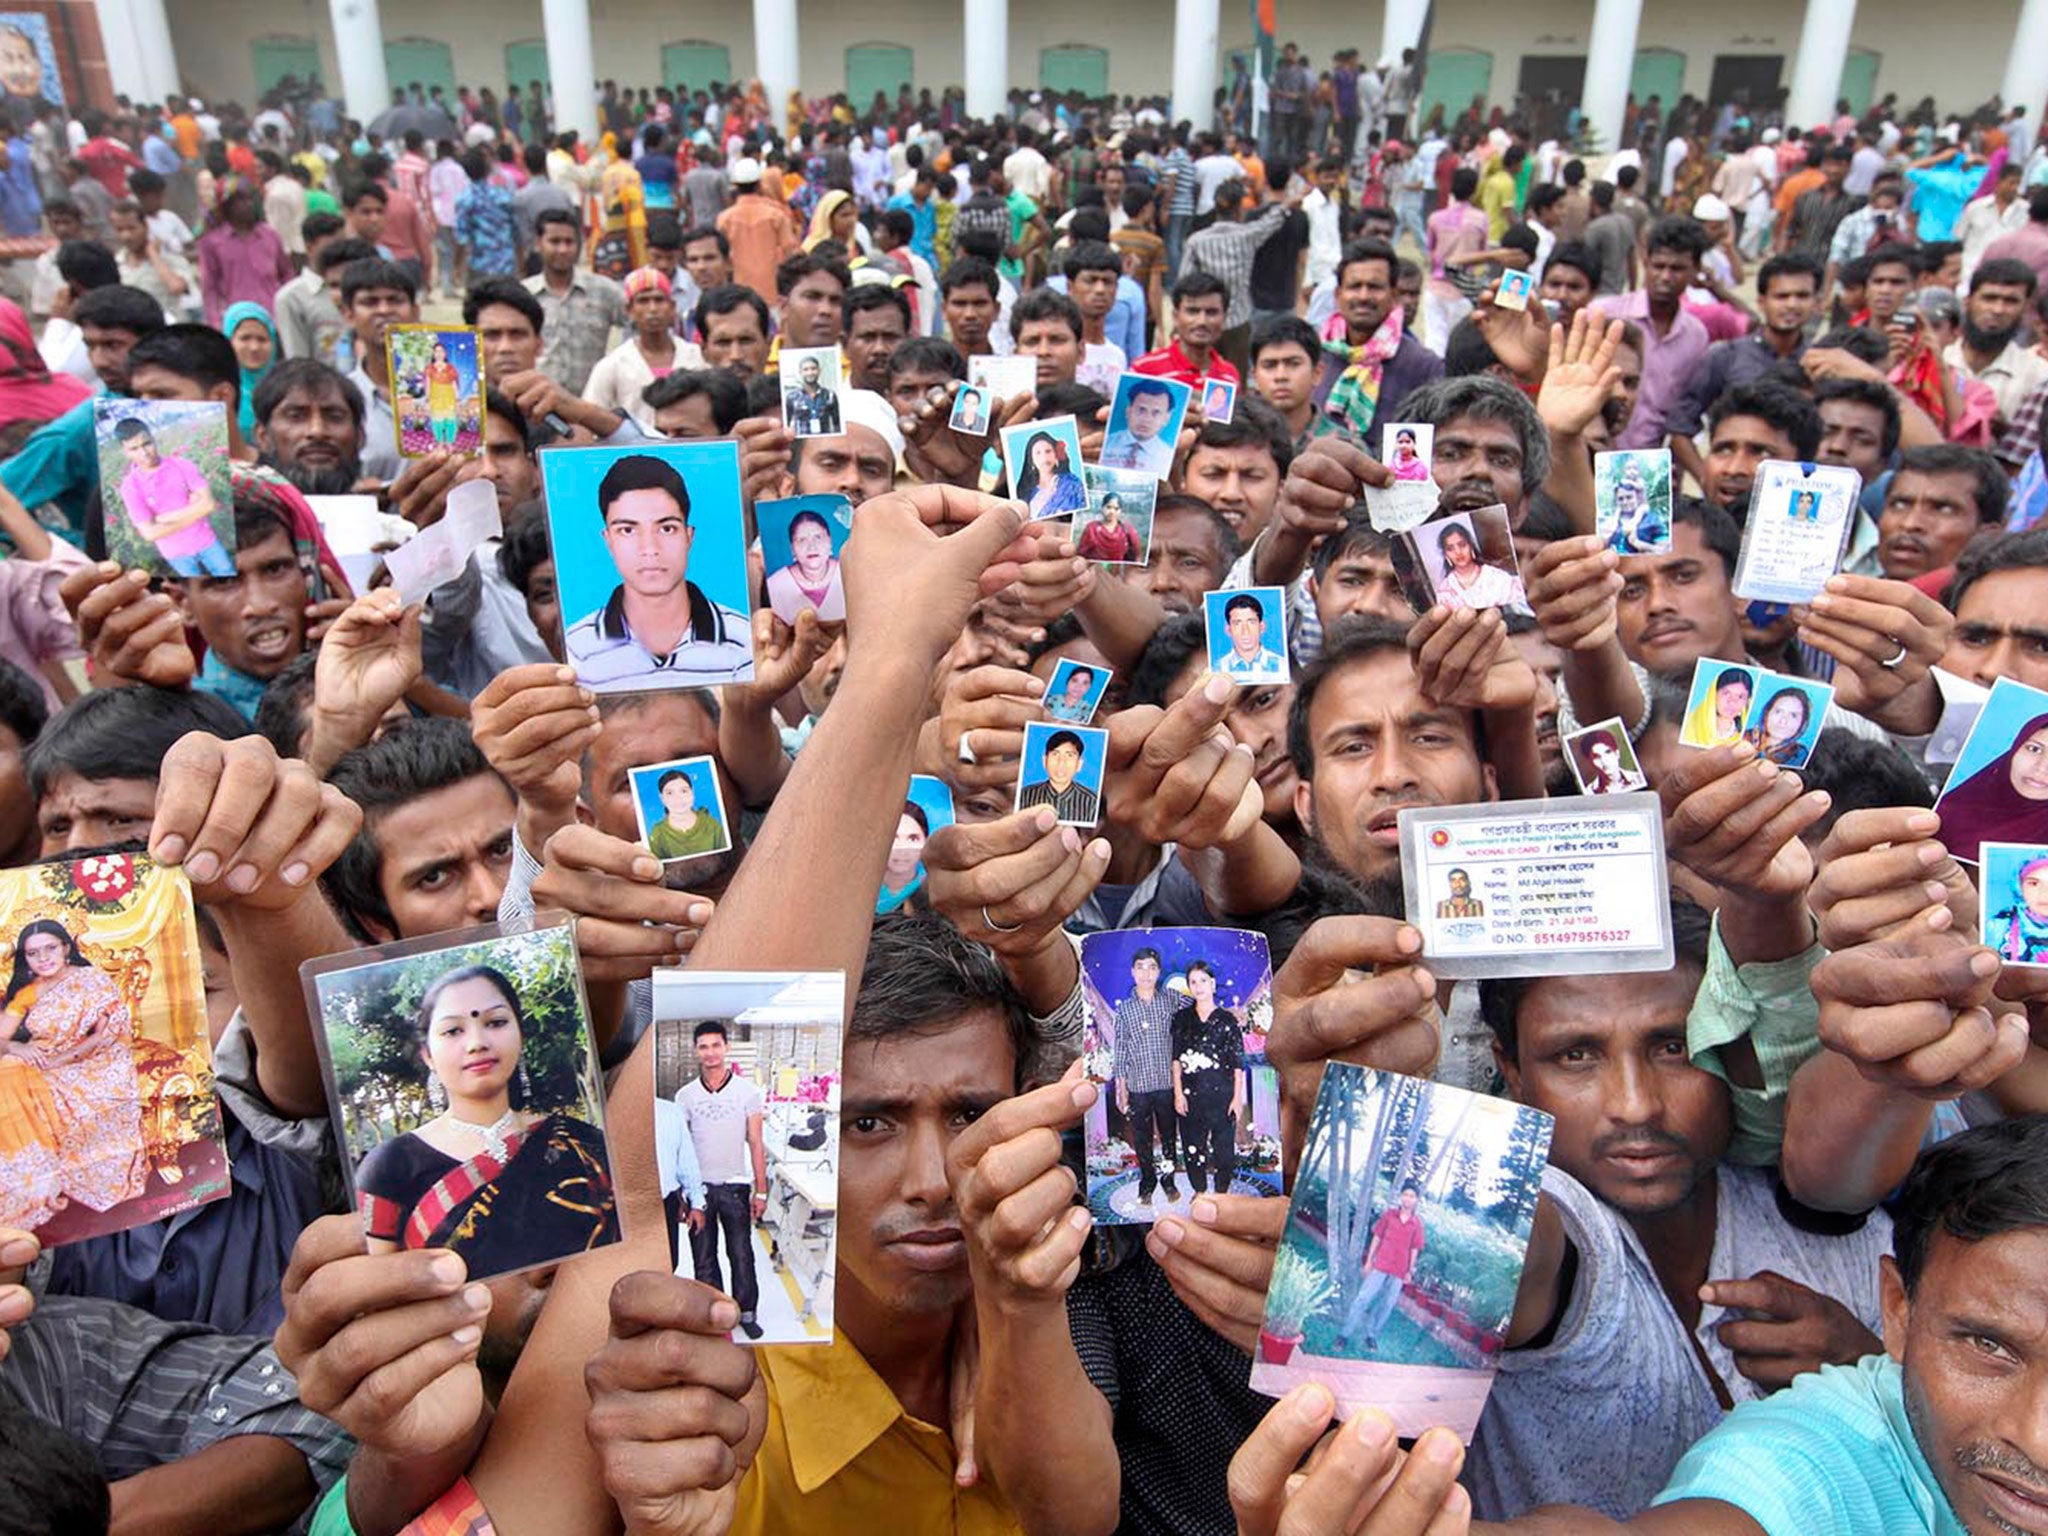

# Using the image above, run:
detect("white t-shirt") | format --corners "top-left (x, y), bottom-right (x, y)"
top-left (676, 1069), bottom-right (765, 1185)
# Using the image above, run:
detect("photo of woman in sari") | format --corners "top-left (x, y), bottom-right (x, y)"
top-left (0, 919), bottom-right (147, 1230)
top-left (353, 963), bottom-right (619, 1279)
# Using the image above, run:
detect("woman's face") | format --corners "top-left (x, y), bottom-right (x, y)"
top-left (831, 199), bottom-right (857, 239)
top-left (1717, 679), bottom-right (1752, 719)
top-left (1100, 495), bottom-right (1122, 523)
top-left (1031, 437), bottom-right (1058, 475)
top-left (2023, 865), bottom-right (2048, 919)
top-left (231, 319), bottom-right (274, 372)
top-left (887, 812), bottom-right (925, 877)
top-left (1761, 694), bottom-right (1803, 743)
top-left (424, 976), bottom-right (522, 1102)
top-left (1189, 966), bottom-right (1216, 1005)
top-left (1590, 740), bottom-right (1621, 777)
top-left (659, 775), bottom-right (696, 818)
top-left (0, 32), bottom-right (40, 100)
top-left (2011, 727), bottom-right (2048, 800)
top-left (790, 520), bottom-right (833, 578)
top-left (22, 931), bottom-right (66, 978)
top-left (432, 342), bottom-right (449, 364)
top-left (1443, 529), bottom-right (1476, 569)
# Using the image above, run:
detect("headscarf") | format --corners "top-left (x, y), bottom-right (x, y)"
top-left (208, 171), bottom-right (260, 230)
top-left (1993, 852), bottom-right (2048, 963)
top-left (0, 294), bottom-right (88, 432)
top-left (1318, 303), bottom-right (1408, 442)
top-left (804, 189), bottom-right (853, 252)
top-left (1938, 711), bottom-right (2048, 864)
top-left (221, 301), bottom-right (278, 442)
top-left (623, 266), bottom-right (672, 302)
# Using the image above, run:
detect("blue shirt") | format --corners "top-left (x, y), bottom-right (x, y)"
top-left (455, 179), bottom-right (519, 279)
top-left (198, 649), bottom-right (271, 721)
top-left (1653, 1356), bottom-right (1965, 1535)
top-left (0, 137), bottom-right (41, 236)
top-left (0, 395), bottom-right (99, 547)
top-left (1905, 155), bottom-right (1984, 243)
top-left (886, 190), bottom-right (939, 265)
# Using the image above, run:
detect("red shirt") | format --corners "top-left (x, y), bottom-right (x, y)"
top-left (1367, 1206), bottom-right (1425, 1278)
top-left (1132, 339), bottom-right (1240, 388)
top-left (79, 137), bottom-right (142, 198)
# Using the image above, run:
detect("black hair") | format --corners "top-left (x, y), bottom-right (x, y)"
top-left (1815, 324), bottom-right (1891, 368)
top-left (253, 359), bottom-right (365, 430)
top-left (1043, 728), bottom-right (1084, 756)
top-left (1062, 240), bottom-right (1123, 280)
top-left (339, 257), bottom-right (418, 307)
top-left (1151, 491), bottom-right (1243, 569)
top-left (0, 1400), bottom-right (111, 1536)
top-left (1797, 729), bottom-right (1934, 838)
top-left (1645, 215), bottom-right (1712, 261)
top-left (1, 918), bottom-right (94, 1010)
top-left (27, 686), bottom-right (251, 800)
top-left (1669, 495), bottom-right (1742, 580)
top-left (1865, 241), bottom-right (1918, 276)
top-left (313, 236), bottom-right (377, 277)
top-left (1893, 1116), bottom-right (2048, 1296)
top-left (1309, 508), bottom-right (1392, 582)
top-left (1756, 251), bottom-right (1823, 295)
top-left (1250, 313), bottom-right (1322, 364)
top-left (126, 324), bottom-right (241, 403)
top-left (54, 239), bottom-right (118, 292)
top-left (1895, 444), bottom-right (2009, 526)
top-left (844, 281), bottom-right (913, 331)
top-left (1450, 166), bottom-right (1479, 200)
top-left (1335, 238), bottom-right (1398, 288)
top-left (323, 718), bottom-right (505, 939)
top-left (1813, 376), bottom-right (1902, 461)
top-left (939, 255), bottom-right (1001, 301)
top-left (301, 210), bottom-right (346, 244)
top-left (847, 912), bottom-right (1032, 1083)
top-left (1444, 316), bottom-right (1502, 377)
top-left (230, 491), bottom-right (294, 555)
top-left (886, 335), bottom-right (967, 384)
top-left (1947, 527), bottom-right (2048, 613)
top-left (596, 454), bottom-right (691, 522)
top-left (678, 224), bottom-right (731, 258)
top-left (775, 249), bottom-right (851, 298)
top-left (1543, 241), bottom-right (1599, 285)
top-left (1170, 270), bottom-right (1229, 308)
top-left (1124, 611), bottom-right (1206, 708)
top-left (0, 656), bottom-right (47, 751)
top-left (1286, 615), bottom-right (1418, 777)
top-left (72, 284), bottom-right (166, 338)
top-left (1011, 286), bottom-right (1083, 339)
top-left (497, 502), bottom-right (554, 599)
top-left (1708, 378), bottom-right (1823, 461)
top-left (534, 206), bottom-right (579, 239)
top-left (1396, 375), bottom-right (1551, 489)
top-left (1973, 256), bottom-right (2041, 298)
top-left (481, 387), bottom-right (532, 452)
top-left (656, 767), bottom-right (693, 793)
top-left (642, 368), bottom-right (748, 435)
top-left (341, 177), bottom-right (388, 209)
top-left (252, 650), bottom-right (319, 759)
top-left (1479, 898), bottom-right (1713, 1060)
top-left (695, 282), bottom-right (771, 339)
top-left (462, 276), bottom-right (544, 332)
top-left (692, 1019), bottom-right (729, 1042)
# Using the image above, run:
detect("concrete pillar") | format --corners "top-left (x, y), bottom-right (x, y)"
top-left (1380, 0), bottom-right (1427, 67)
top-left (754, 0), bottom-right (801, 134)
top-left (963, 0), bottom-right (1006, 123)
top-left (127, 0), bottom-right (181, 105)
top-left (543, 0), bottom-right (599, 145)
top-left (326, 0), bottom-right (392, 127)
top-left (1786, 0), bottom-right (1857, 133)
top-left (1580, 0), bottom-right (1642, 155)
top-left (94, 0), bottom-right (144, 104)
top-left (1172, 0), bottom-right (1219, 132)
top-left (2004, 0), bottom-right (2048, 131)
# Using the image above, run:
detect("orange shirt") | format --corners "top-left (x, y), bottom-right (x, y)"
top-left (1775, 166), bottom-right (1824, 220)
top-left (170, 114), bottom-right (201, 161)
top-left (718, 195), bottom-right (800, 303)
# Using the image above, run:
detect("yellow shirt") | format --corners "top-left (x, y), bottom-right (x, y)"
top-left (731, 1332), bottom-right (1021, 1536)
top-left (1479, 165), bottom-right (1518, 243)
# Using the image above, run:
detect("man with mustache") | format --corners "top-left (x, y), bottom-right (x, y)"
top-left (1943, 258), bottom-right (2048, 432)
top-left (253, 359), bottom-right (365, 496)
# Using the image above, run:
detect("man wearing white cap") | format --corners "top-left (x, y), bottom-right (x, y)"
top-left (716, 157), bottom-right (798, 307)
top-left (779, 387), bottom-right (902, 508)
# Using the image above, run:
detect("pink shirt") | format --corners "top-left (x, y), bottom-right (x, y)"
top-left (121, 455), bottom-right (216, 558)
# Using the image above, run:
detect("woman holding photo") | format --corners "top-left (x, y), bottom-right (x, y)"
top-left (0, 919), bottom-right (145, 1218)
top-left (1013, 431), bottom-right (1087, 518)
top-left (1171, 959), bottom-right (1246, 1199)
top-left (356, 964), bottom-right (617, 1271)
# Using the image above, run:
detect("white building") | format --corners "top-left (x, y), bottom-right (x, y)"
top-left (111, 0), bottom-right (2048, 155)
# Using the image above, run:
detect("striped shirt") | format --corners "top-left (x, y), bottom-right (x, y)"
top-left (1161, 148), bottom-right (1197, 217)
top-left (1109, 990), bottom-right (1181, 1093)
top-left (1179, 205), bottom-right (1290, 330)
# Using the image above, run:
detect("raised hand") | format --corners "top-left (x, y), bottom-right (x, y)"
top-left (1658, 741), bottom-right (1827, 904)
top-left (925, 664), bottom-right (1045, 794)
top-left (924, 807), bottom-right (1110, 956)
top-left (1808, 806), bottom-right (1976, 950)
top-left (1796, 575), bottom-right (1952, 735)
top-left (1407, 605), bottom-right (1537, 714)
top-left (1534, 307), bottom-right (1626, 441)
top-left (1147, 1193), bottom-right (1287, 1355)
top-left (1229, 1389), bottom-right (1471, 1536)
top-left (309, 588), bottom-right (424, 772)
top-left (1100, 672), bottom-right (1266, 850)
top-left (470, 663), bottom-right (601, 842)
top-left (531, 824), bottom-right (715, 985)
top-left (841, 485), bottom-right (1034, 673)
top-left (1524, 534), bottom-right (1624, 653)
top-left (0, 1227), bottom-right (37, 1366)
top-left (60, 561), bottom-right (197, 689)
top-left (947, 1061), bottom-right (1097, 1309)
top-left (150, 732), bottom-right (362, 909)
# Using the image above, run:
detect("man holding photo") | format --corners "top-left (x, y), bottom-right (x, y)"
top-left (676, 1020), bottom-right (768, 1340)
top-left (563, 453), bottom-right (752, 689)
top-left (1339, 1180), bottom-right (1426, 1351)
top-left (1109, 946), bottom-right (1183, 1207)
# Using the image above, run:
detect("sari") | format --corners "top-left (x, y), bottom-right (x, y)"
top-left (0, 1052), bottom-right (64, 1230)
top-left (356, 1112), bottom-right (620, 1274)
top-left (11, 964), bottom-right (146, 1214)
top-left (591, 137), bottom-right (647, 279)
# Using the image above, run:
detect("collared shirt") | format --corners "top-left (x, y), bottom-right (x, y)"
top-left (524, 269), bottom-right (627, 394)
top-left (274, 270), bottom-right (349, 367)
top-left (195, 222), bottom-right (295, 328)
top-left (1132, 339), bottom-right (1240, 389)
top-left (564, 581), bottom-right (752, 690)
top-left (653, 1096), bottom-right (708, 1208)
top-left (733, 1331), bottom-right (1018, 1535)
top-left (1594, 290), bottom-right (1711, 450)
top-left (1686, 912), bottom-right (1826, 1166)
top-left (1944, 335), bottom-right (2048, 426)
top-left (1017, 778), bottom-right (1099, 824)
top-left (346, 361), bottom-right (403, 482)
top-left (1219, 645), bottom-right (1286, 680)
top-left (1180, 205), bottom-right (1289, 329)
top-left (1667, 330), bottom-right (1809, 439)
top-left (1109, 988), bottom-right (1181, 1093)
top-left (1099, 428), bottom-right (1173, 476)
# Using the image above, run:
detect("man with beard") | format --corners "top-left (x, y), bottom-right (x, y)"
top-left (253, 360), bottom-right (365, 495)
top-left (1944, 258), bottom-right (2048, 431)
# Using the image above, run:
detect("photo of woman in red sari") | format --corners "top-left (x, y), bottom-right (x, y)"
top-left (353, 962), bottom-right (619, 1279)
top-left (0, 919), bottom-right (146, 1230)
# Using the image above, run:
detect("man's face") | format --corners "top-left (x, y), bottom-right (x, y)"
top-left (629, 288), bottom-right (677, 338)
top-left (36, 770), bottom-right (157, 856)
top-left (1943, 569), bottom-right (2048, 691)
top-left (176, 528), bottom-right (309, 681)
top-left (1226, 603), bottom-right (1265, 656)
top-left (1432, 414), bottom-right (1527, 517)
top-left (1618, 522), bottom-right (1744, 676)
top-left (1819, 397), bottom-right (1890, 482)
top-left (46, 208), bottom-right (82, 242)
top-left (1759, 272), bottom-right (1819, 336)
top-left (259, 384), bottom-right (363, 487)
top-left (1016, 318), bottom-right (1081, 388)
top-left (1312, 541), bottom-right (1408, 628)
top-left (1184, 442), bottom-right (1281, 541)
top-left (694, 1030), bottom-right (728, 1072)
top-left (1884, 1229), bottom-right (2048, 1536)
top-left (1173, 293), bottom-right (1226, 350)
top-left (348, 285), bottom-right (417, 353)
top-left (1644, 247), bottom-right (1698, 307)
top-left (365, 773), bottom-right (517, 940)
top-left (943, 285), bottom-right (997, 352)
top-left (1540, 262), bottom-right (1594, 319)
top-left (654, 390), bottom-right (721, 439)
top-left (1498, 965), bottom-right (1729, 1218)
top-left (1252, 341), bottom-right (1315, 413)
top-left (1043, 740), bottom-right (1082, 789)
top-left (1966, 281), bottom-right (2031, 348)
top-left (799, 358), bottom-right (821, 388)
top-left (793, 424), bottom-right (894, 508)
top-left (1880, 469), bottom-right (1985, 580)
top-left (1702, 411), bottom-right (1795, 517)
top-left (1448, 870), bottom-right (1470, 899)
top-left (1070, 270), bottom-right (1118, 322)
top-left (1124, 388), bottom-right (1172, 442)
top-left (782, 273), bottom-right (845, 347)
top-left (109, 207), bottom-right (148, 253)
top-left (1293, 649), bottom-right (1490, 887)
top-left (1867, 259), bottom-right (1916, 324)
top-left (1337, 258), bottom-right (1393, 338)
top-left (478, 411), bottom-right (539, 511)
top-left (702, 307), bottom-right (768, 377)
top-left (521, 557), bottom-right (561, 659)
top-left (888, 366), bottom-right (954, 419)
top-left (681, 236), bottom-right (732, 290)
top-left (349, 198), bottom-right (388, 242)
top-left (1125, 504), bottom-right (1227, 614)
top-left (838, 1014), bottom-right (1016, 1319)
top-left (537, 224), bottom-right (579, 274)
top-left (80, 324), bottom-right (141, 394)
top-left (474, 302), bottom-right (542, 376)
top-left (1131, 954), bottom-right (1160, 989)
top-left (845, 305), bottom-right (907, 392)
top-left (603, 488), bottom-right (693, 600)
top-left (647, 245), bottom-right (681, 277)
top-left (119, 433), bottom-right (158, 467)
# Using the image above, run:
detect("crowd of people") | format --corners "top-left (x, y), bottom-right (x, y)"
top-left (1, 48), bottom-right (2047, 1536)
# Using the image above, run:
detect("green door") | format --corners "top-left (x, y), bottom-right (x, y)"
top-left (1417, 49), bottom-right (1493, 128)
top-left (252, 37), bottom-right (323, 97)
top-left (662, 41), bottom-right (733, 96)
top-left (846, 43), bottom-right (913, 110)
top-left (1041, 45), bottom-right (1108, 98)
top-left (1840, 49), bottom-right (1881, 116)
top-left (505, 41), bottom-right (549, 92)
top-left (383, 39), bottom-right (455, 99)
top-left (1630, 48), bottom-right (1685, 113)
